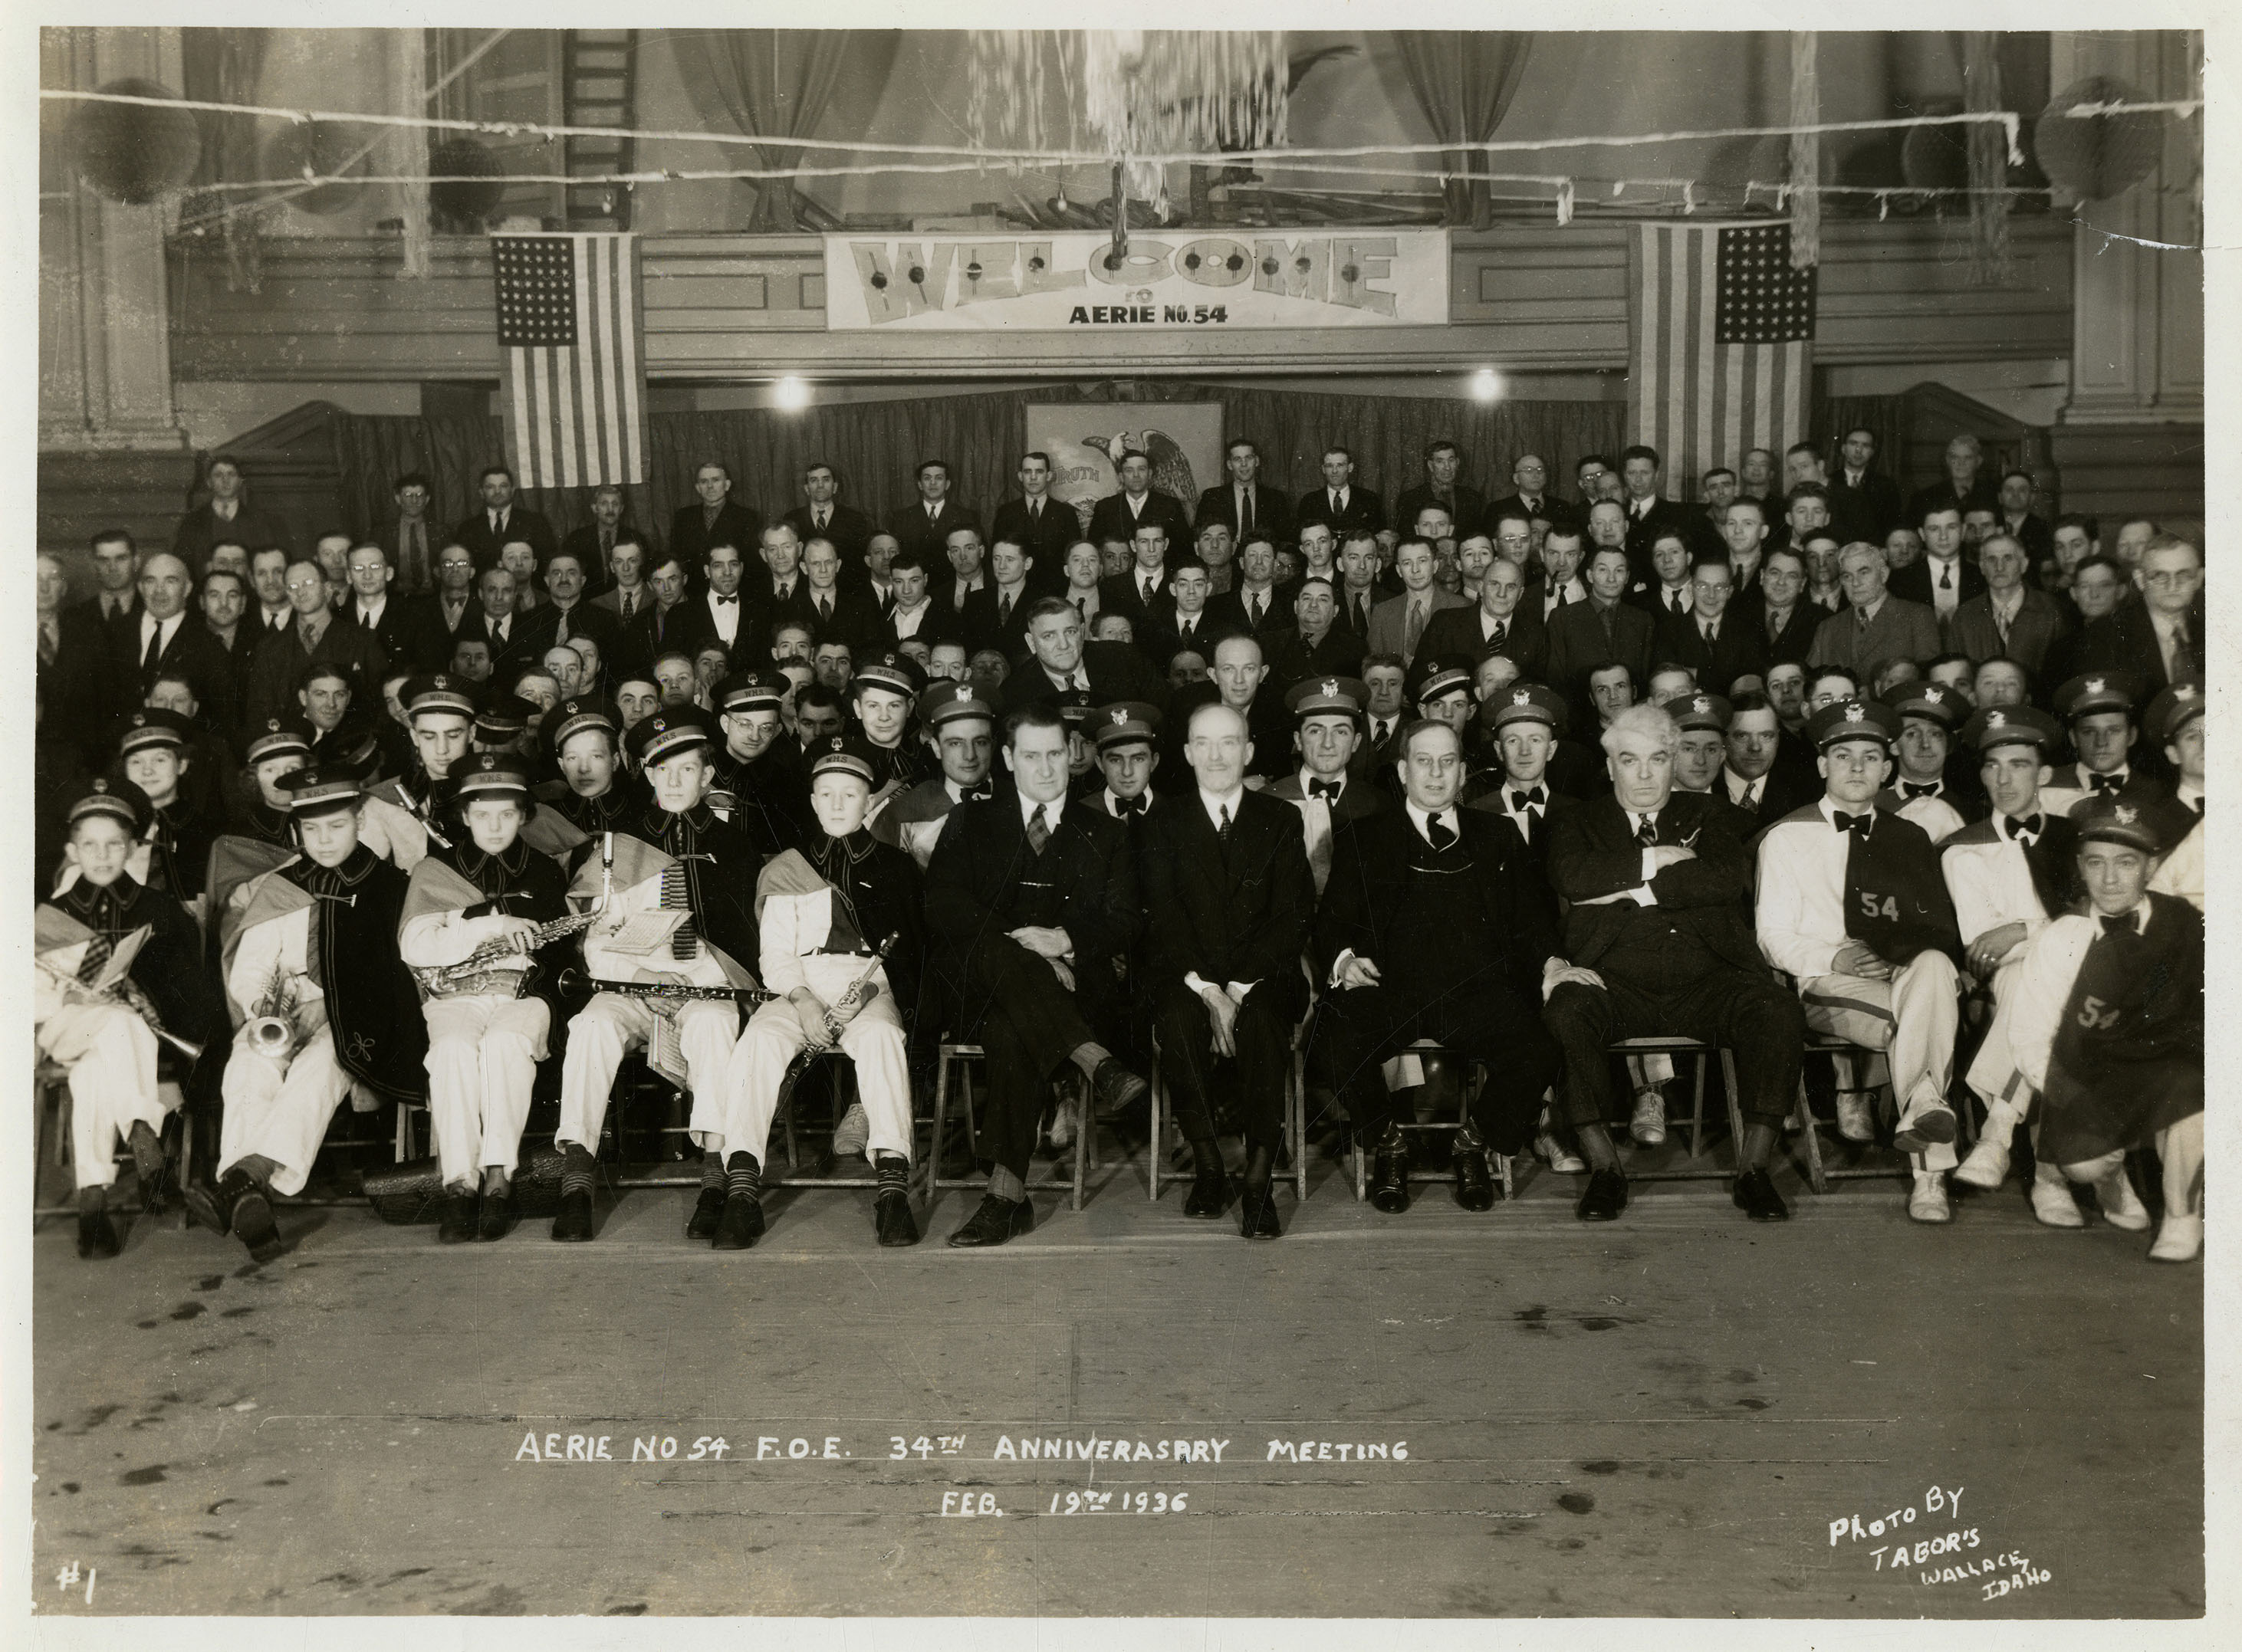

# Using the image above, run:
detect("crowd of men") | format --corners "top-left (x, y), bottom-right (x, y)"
top-left (33, 428), bottom-right (2205, 1268)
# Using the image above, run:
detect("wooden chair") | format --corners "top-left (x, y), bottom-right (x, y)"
top-left (1600, 1036), bottom-right (1750, 1184)
top-left (34, 1060), bottom-right (192, 1225)
top-left (1146, 1016), bottom-right (1313, 1203)
top-left (1336, 1039), bottom-right (1517, 1204)
top-left (925, 1040), bottom-right (1095, 1212)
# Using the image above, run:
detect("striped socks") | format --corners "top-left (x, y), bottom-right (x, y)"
top-left (726, 1151), bottom-right (762, 1205)
top-left (560, 1141), bottom-right (597, 1197)
top-left (874, 1152), bottom-right (909, 1197)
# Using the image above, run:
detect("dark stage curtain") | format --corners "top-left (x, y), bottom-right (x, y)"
top-left (1815, 394), bottom-right (1912, 489)
top-left (324, 390), bottom-right (1626, 547)
top-left (1395, 32), bottom-right (1536, 229)
top-left (671, 31), bottom-right (897, 232)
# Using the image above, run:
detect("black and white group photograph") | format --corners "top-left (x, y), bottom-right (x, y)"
top-left (13, 5), bottom-right (2228, 1641)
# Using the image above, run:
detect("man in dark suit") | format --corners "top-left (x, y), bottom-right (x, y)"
top-left (1418, 555), bottom-right (1548, 685)
top-left (1714, 692), bottom-right (1807, 828)
top-left (1890, 504), bottom-right (1987, 629)
top-left (998, 598), bottom-right (1167, 716)
top-left (1262, 576), bottom-right (1368, 688)
top-left (404, 543), bottom-right (488, 673)
top-left (340, 543), bottom-right (419, 674)
top-left (1195, 438), bottom-right (1294, 548)
top-left (1653, 556), bottom-right (1766, 696)
top-left (243, 557), bottom-right (390, 729)
top-left (958, 535), bottom-right (1042, 660)
top-left (1542, 702), bottom-right (1810, 1222)
top-left (1135, 560), bottom-right (1229, 668)
top-left (1295, 447), bottom-right (1386, 540)
top-left (560, 484), bottom-right (656, 590)
top-left (1097, 524), bottom-right (1181, 642)
top-left (1740, 546), bottom-right (1823, 669)
top-left (987, 451), bottom-right (1081, 570)
top-left (1488, 452), bottom-right (1576, 535)
top-left (172, 455), bottom-right (291, 575)
top-left (537, 546), bottom-right (626, 664)
top-left (194, 567), bottom-right (264, 715)
top-left (922, 704), bottom-right (1149, 1247)
top-left (1826, 428), bottom-right (1904, 544)
top-left (1264, 676), bottom-right (1388, 899)
top-left (127, 553), bottom-right (241, 739)
top-left (1547, 544), bottom-right (1656, 723)
top-left (1395, 438), bottom-right (1487, 541)
top-left (1139, 701), bottom-right (1315, 1238)
top-left (467, 564), bottom-right (558, 678)
top-left (1946, 533), bottom-right (2071, 680)
top-left (798, 533), bottom-right (885, 654)
top-left (1807, 544), bottom-right (1941, 677)
top-left (781, 461), bottom-right (876, 570)
top-left (2073, 534), bottom-right (2204, 693)
top-left (669, 461), bottom-right (764, 573)
top-left (1616, 444), bottom-right (1702, 568)
top-left (451, 465), bottom-right (556, 573)
top-left (888, 458), bottom-right (979, 566)
top-left (1205, 531), bottom-right (1290, 644)
top-left (1086, 450), bottom-right (1193, 549)
top-left (1315, 718), bottom-right (1566, 1215)
top-left (1904, 433), bottom-right (2000, 530)
top-left (1159, 635), bottom-right (1293, 785)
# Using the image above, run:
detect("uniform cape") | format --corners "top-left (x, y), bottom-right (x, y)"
top-left (2040, 895), bottom-right (2204, 1162)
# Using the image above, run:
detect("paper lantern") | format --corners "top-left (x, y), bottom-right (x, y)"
top-left (68, 78), bottom-right (202, 205)
top-left (428, 139), bottom-right (505, 227)
top-left (2036, 75), bottom-right (2167, 201)
top-left (259, 122), bottom-right (368, 215)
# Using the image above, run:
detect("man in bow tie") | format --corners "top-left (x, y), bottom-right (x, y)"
top-left (1091, 701), bottom-right (1162, 824)
top-left (1880, 683), bottom-right (1974, 843)
top-left (1265, 675), bottom-right (1386, 898)
top-left (1754, 698), bottom-right (1965, 1224)
top-left (2040, 670), bottom-right (2170, 819)
top-left (871, 681), bottom-right (1002, 867)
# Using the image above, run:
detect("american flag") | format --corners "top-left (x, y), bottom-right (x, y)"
top-left (493, 233), bottom-right (646, 490)
top-left (1628, 222), bottom-right (1816, 498)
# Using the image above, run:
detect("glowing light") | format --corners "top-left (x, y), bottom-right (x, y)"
top-left (774, 376), bottom-right (811, 412)
top-left (1469, 368), bottom-right (1504, 403)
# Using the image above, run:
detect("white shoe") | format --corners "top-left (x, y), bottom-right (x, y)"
top-left (2149, 1214), bottom-right (2203, 1263)
top-left (832, 1100), bottom-right (870, 1158)
top-left (1836, 1090), bottom-right (1877, 1143)
top-left (1908, 1172), bottom-right (1952, 1224)
top-left (1952, 1138), bottom-right (2011, 1191)
top-left (1534, 1129), bottom-right (1587, 1174)
top-left (1046, 1094), bottom-right (1080, 1153)
top-left (1629, 1090), bottom-right (1667, 1147)
top-left (2030, 1169), bottom-right (2086, 1228)
top-left (2094, 1163), bottom-right (2152, 1231)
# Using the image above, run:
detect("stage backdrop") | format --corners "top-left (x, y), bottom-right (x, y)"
top-left (1024, 404), bottom-right (1225, 537)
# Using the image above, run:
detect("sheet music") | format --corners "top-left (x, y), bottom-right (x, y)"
top-left (600, 910), bottom-right (686, 957)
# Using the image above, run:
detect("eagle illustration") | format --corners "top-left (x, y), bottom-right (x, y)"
top-left (1080, 429), bottom-right (1200, 522)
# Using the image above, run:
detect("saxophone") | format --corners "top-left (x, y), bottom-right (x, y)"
top-left (411, 910), bottom-right (600, 998)
top-left (245, 958), bottom-right (304, 1059)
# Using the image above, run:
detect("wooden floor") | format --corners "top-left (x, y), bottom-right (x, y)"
top-left (29, 1145), bottom-right (2203, 1621)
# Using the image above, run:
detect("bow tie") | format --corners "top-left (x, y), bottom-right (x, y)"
top-left (1509, 787), bottom-right (1546, 811)
top-left (715, 594), bottom-right (738, 606)
top-left (1900, 781), bottom-right (1941, 800)
top-left (1834, 810), bottom-right (1875, 837)
top-left (961, 783), bottom-right (994, 802)
top-left (1307, 778), bottom-right (1341, 800)
top-left (2001, 813), bottom-right (2044, 842)
top-left (2089, 772), bottom-right (2124, 793)
top-left (1113, 793), bottom-right (1146, 817)
top-left (2099, 911), bottom-right (2141, 938)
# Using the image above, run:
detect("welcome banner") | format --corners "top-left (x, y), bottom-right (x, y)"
top-left (823, 230), bottom-right (1449, 331)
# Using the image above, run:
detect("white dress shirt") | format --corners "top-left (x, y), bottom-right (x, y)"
top-left (1941, 814), bottom-right (2055, 961)
top-left (890, 597), bottom-right (932, 639)
top-left (1925, 554), bottom-right (1964, 620)
top-left (705, 590), bottom-right (741, 646)
top-left (136, 610), bottom-right (184, 663)
top-left (1754, 795), bottom-right (1864, 980)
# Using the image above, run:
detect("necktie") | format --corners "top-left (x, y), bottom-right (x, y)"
top-left (816, 508), bottom-right (829, 530)
top-left (2001, 813), bottom-right (2044, 842)
top-left (660, 862), bottom-right (700, 960)
top-left (1834, 810), bottom-right (1873, 836)
top-left (406, 524), bottom-right (427, 591)
top-left (1901, 781), bottom-right (1941, 800)
top-left (141, 622), bottom-right (162, 675)
top-left (1142, 578), bottom-right (1156, 606)
top-left (1073, 597), bottom-right (1086, 619)
top-left (1510, 787), bottom-right (1546, 811)
top-left (1740, 780), bottom-right (1761, 810)
top-left (39, 619), bottom-right (57, 665)
top-left (2089, 772), bottom-right (2122, 794)
top-left (491, 508), bottom-right (506, 534)
top-left (2188, 795), bottom-right (2204, 818)
top-left (927, 504), bottom-right (939, 523)
top-left (2099, 911), bottom-right (2137, 938)
top-left (1353, 594), bottom-right (1369, 634)
top-left (75, 929), bottom-right (113, 986)
top-left (1238, 488), bottom-right (1253, 531)
top-left (620, 590), bottom-right (636, 619)
top-left (1307, 778), bottom-right (1338, 800)
top-left (1404, 602), bottom-right (1427, 657)
top-left (1701, 622), bottom-right (1716, 645)
top-left (1115, 793), bottom-right (1144, 817)
top-left (1488, 620), bottom-right (1508, 652)
top-left (1372, 719), bottom-right (1390, 747)
top-left (1940, 564), bottom-right (1953, 590)
top-left (2168, 622), bottom-right (2195, 680)
top-left (1026, 803), bottom-right (1050, 854)
top-left (492, 617), bottom-right (507, 645)
top-left (1248, 593), bottom-right (1263, 629)
top-left (818, 596), bottom-right (833, 625)
top-left (1426, 812), bottom-right (1457, 852)
top-left (1635, 815), bottom-right (1658, 847)
top-left (998, 593), bottom-right (1011, 626)
top-left (1218, 803), bottom-right (1234, 844)
top-left (1026, 501), bottom-right (1038, 524)
top-left (1672, 590), bottom-right (1688, 614)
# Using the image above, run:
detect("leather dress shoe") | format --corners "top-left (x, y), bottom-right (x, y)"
top-left (1239, 1185), bottom-right (1283, 1240)
top-left (1731, 1167), bottom-right (1790, 1222)
top-left (874, 1188), bottom-right (920, 1248)
top-left (128, 1122), bottom-right (169, 1215)
top-left (947, 1194), bottom-right (1032, 1248)
top-left (1892, 1102), bottom-right (1958, 1154)
top-left (1454, 1143), bottom-right (1497, 1212)
top-left (77, 1208), bottom-right (120, 1260)
top-left (1183, 1159), bottom-right (1231, 1219)
top-left (1090, 1056), bottom-right (1149, 1118)
top-left (1575, 1166), bottom-right (1628, 1222)
top-left (228, 1183), bottom-right (286, 1264)
top-left (438, 1191), bottom-right (480, 1244)
top-left (551, 1188), bottom-right (595, 1243)
top-left (713, 1194), bottom-right (766, 1250)
top-left (687, 1185), bottom-right (728, 1240)
top-left (1369, 1128), bottom-right (1411, 1214)
top-left (179, 1179), bottom-right (228, 1236)
top-left (477, 1191), bottom-right (514, 1242)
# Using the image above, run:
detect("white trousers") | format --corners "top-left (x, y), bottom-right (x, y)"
top-left (423, 993), bottom-right (551, 1186)
top-left (556, 993), bottom-right (738, 1155)
top-left (1800, 951), bottom-right (1961, 1173)
top-left (2063, 1115), bottom-right (2204, 1217)
top-left (1966, 958), bottom-right (2030, 1140)
top-left (39, 1003), bottom-right (166, 1191)
top-left (720, 958), bottom-right (912, 1166)
top-left (219, 1026), bottom-right (351, 1197)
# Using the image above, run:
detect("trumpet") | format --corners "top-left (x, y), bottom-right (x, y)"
top-left (37, 959), bottom-right (205, 1062)
top-left (410, 910), bottom-right (600, 997)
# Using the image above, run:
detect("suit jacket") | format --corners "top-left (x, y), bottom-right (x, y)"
top-left (1904, 477), bottom-right (1998, 529)
top-left (560, 521), bottom-right (658, 589)
top-left (1729, 593), bottom-right (1823, 669)
top-left (1547, 791), bottom-right (1767, 976)
top-left (1313, 806), bottom-right (1553, 1004)
top-left (1086, 489), bottom-right (1192, 550)
top-left (1619, 497), bottom-right (1699, 569)
top-left (475, 603), bottom-right (561, 674)
top-left (1945, 588), bottom-right (2071, 678)
top-left (1715, 766), bottom-right (1809, 836)
top-left (1295, 484), bottom-right (1386, 540)
top-left (242, 616), bottom-right (390, 730)
top-left (1263, 625), bottom-right (1368, 690)
top-left (782, 502), bottom-right (876, 567)
top-left (1417, 602), bottom-right (1550, 684)
top-left (995, 642), bottom-right (1167, 717)
top-left (541, 599), bottom-right (626, 662)
top-left (1159, 683), bottom-right (1293, 783)
top-left (1098, 567), bottom-right (1176, 641)
top-left (1807, 595), bottom-right (1941, 675)
top-left (1205, 585), bottom-right (1290, 645)
top-left (1193, 481), bottom-right (1294, 547)
top-left (987, 496), bottom-right (1083, 567)
top-left (1395, 482), bottom-right (1488, 540)
top-left (171, 501), bottom-right (291, 573)
top-left (1889, 555), bottom-right (1987, 613)
top-left (118, 613), bottom-right (242, 737)
top-left (958, 583), bottom-right (1040, 660)
top-left (1139, 608), bottom-right (1234, 668)
top-left (669, 499), bottom-right (764, 567)
top-left (2073, 601), bottom-right (2202, 692)
top-left (1366, 587), bottom-right (1473, 664)
top-left (341, 597), bottom-right (419, 678)
top-left (1488, 491), bottom-right (1578, 533)
top-left (451, 504), bottom-right (557, 572)
top-left (1652, 608), bottom-right (1767, 695)
top-left (1546, 598), bottom-right (1656, 699)
top-left (888, 500), bottom-right (981, 565)
top-left (1826, 469), bottom-right (1905, 544)
top-left (797, 581), bottom-right (885, 653)
top-left (1139, 787), bottom-right (1314, 1018)
top-left (404, 591), bottom-right (489, 672)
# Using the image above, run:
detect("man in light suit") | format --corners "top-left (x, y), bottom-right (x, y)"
top-left (1807, 542), bottom-right (1941, 677)
top-left (1945, 533), bottom-right (2071, 679)
top-left (1365, 537), bottom-right (1471, 667)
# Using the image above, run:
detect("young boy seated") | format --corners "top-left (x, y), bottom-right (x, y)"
top-left (36, 779), bottom-right (219, 1258)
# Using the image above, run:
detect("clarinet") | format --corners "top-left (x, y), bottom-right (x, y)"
top-left (555, 969), bottom-right (772, 1005)
top-left (776, 935), bottom-right (899, 1089)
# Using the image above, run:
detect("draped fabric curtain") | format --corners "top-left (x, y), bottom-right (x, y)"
top-left (671, 31), bottom-right (880, 232)
top-left (180, 27), bottom-right (269, 291)
top-left (327, 390), bottom-right (1626, 546)
top-left (1394, 32), bottom-right (1535, 229)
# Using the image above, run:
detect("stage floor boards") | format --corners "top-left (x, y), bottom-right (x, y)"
top-left (30, 1151), bottom-right (2202, 1620)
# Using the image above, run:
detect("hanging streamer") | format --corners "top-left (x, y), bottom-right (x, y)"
top-left (1964, 31), bottom-right (2014, 285)
top-left (1788, 31), bottom-right (1820, 269)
